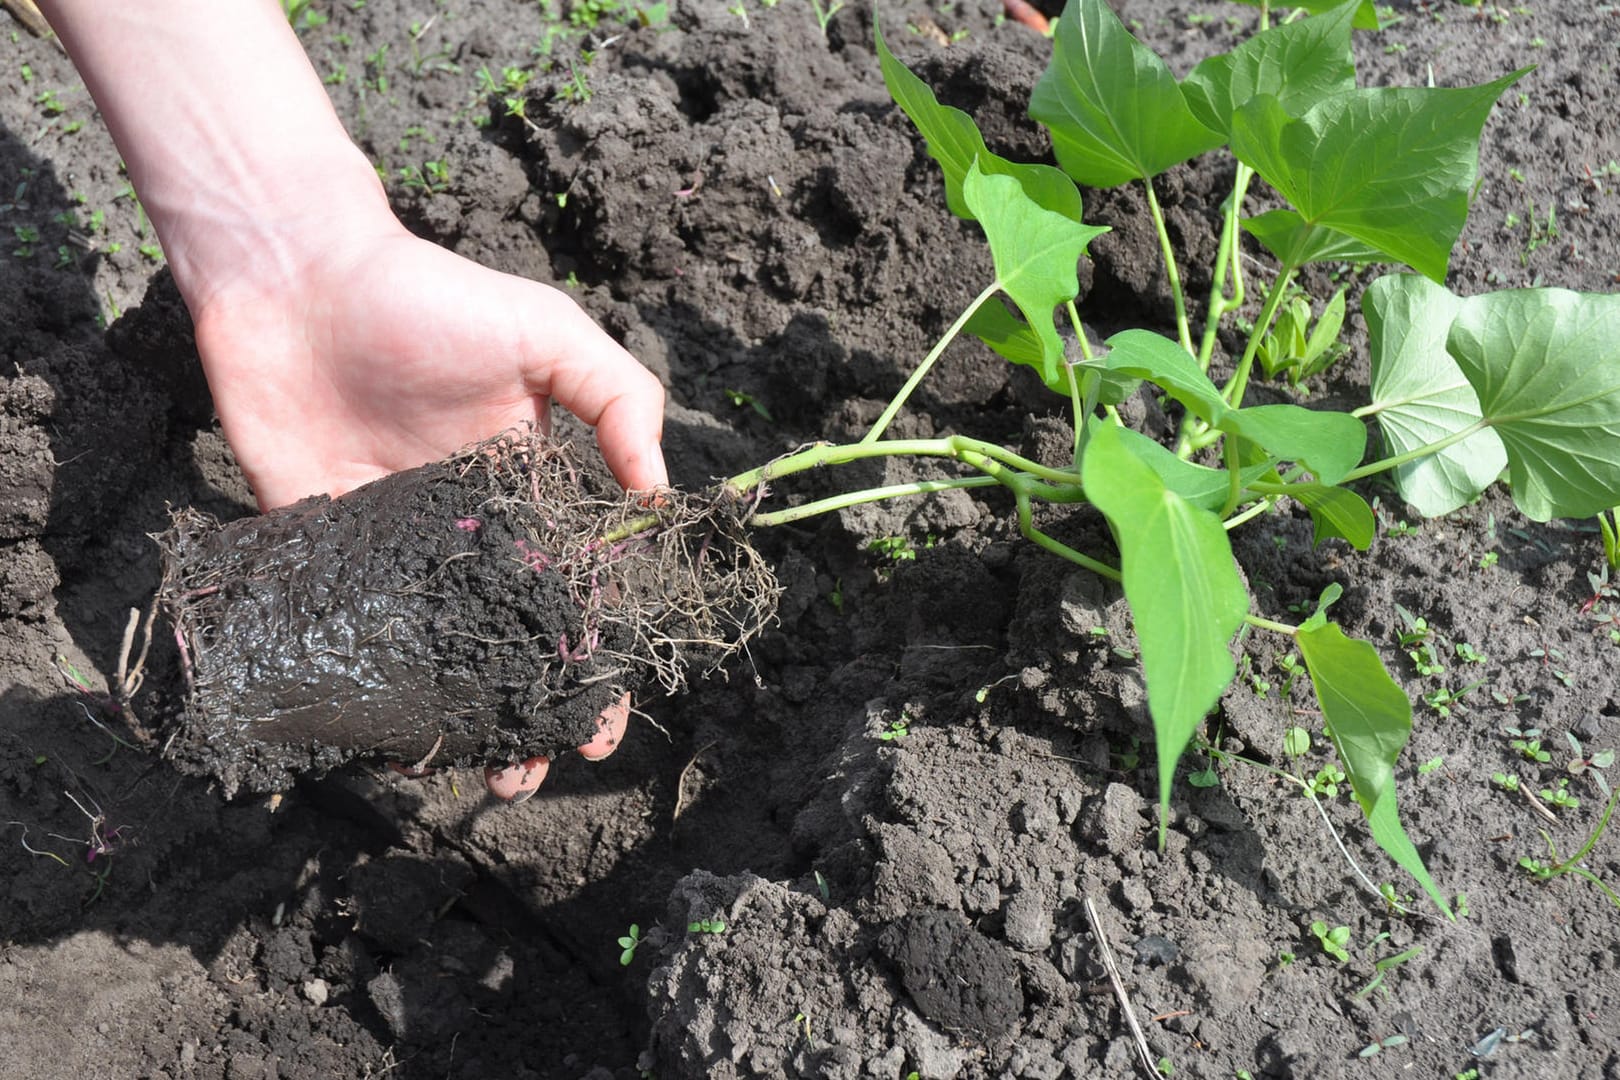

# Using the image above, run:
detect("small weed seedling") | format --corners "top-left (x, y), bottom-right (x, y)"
top-left (1310, 920), bottom-right (1351, 963)
top-left (591, 0), bottom-right (1620, 919)
top-left (1566, 732), bottom-right (1613, 796)
top-left (1492, 771), bottom-right (1520, 793)
top-left (1356, 1032), bottom-right (1410, 1057)
top-left (1518, 788), bottom-right (1620, 908)
top-left (1423, 678), bottom-right (1485, 717)
top-left (617, 923), bottom-right (643, 965)
top-left (1506, 727), bottom-right (1552, 764)
top-left (877, 715), bottom-right (910, 742)
top-left (1539, 778), bottom-right (1579, 811)
top-left (688, 917), bottom-right (728, 934)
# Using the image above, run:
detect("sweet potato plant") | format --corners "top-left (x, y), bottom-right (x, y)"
top-left (717, 0), bottom-right (1620, 914)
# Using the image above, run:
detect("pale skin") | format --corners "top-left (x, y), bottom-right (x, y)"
top-left (38, 0), bottom-right (661, 800)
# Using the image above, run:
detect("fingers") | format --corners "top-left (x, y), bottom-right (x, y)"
top-left (484, 756), bottom-right (550, 803)
top-left (580, 692), bottom-right (631, 761)
top-left (516, 287), bottom-right (670, 492)
top-left (484, 693), bottom-right (632, 802)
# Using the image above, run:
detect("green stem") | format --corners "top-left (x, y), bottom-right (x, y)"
top-left (750, 476), bottom-right (1000, 527)
top-left (1339, 419), bottom-right (1491, 484)
top-left (1016, 494), bottom-right (1121, 581)
top-left (1223, 496), bottom-right (1275, 531)
top-left (864, 280), bottom-right (1000, 444)
top-left (726, 435), bottom-right (1081, 494)
top-left (1244, 613), bottom-right (1297, 636)
top-left (1142, 176), bottom-right (1193, 355)
top-left (1222, 261), bottom-right (1297, 408)
top-left (1195, 163), bottom-right (1254, 374)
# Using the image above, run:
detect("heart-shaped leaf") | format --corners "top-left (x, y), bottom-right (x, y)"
top-left (1290, 483), bottom-right (1375, 549)
top-left (1364, 274), bottom-right (1507, 516)
top-left (1231, 69), bottom-right (1529, 281)
top-left (1296, 621), bottom-right (1450, 915)
top-left (1183, 0), bottom-right (1359, 137)
top-left (1029, 0), bottom-right (1222, 187)
top-left (1241, 209), bottom-right (1385, 268)
top-left (1084, 421), bottom-right (1249, 839)
top-left (963, 161), bottom-right (1110, 384)
top-left (1096, 420), bottom-right (1275, 512)
top-left (1447, 288), bottom-right (1620, 521)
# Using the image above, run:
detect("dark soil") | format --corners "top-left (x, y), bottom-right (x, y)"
top-left (156, 431), bottom-right (776, 796)
top-left (3, 2), bottom-right (1618, 1079)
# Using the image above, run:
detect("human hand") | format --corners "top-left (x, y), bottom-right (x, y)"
top-left (189, 219), bottom-right (668, 511)
top-left (482, 693), bottom-right (632, 802)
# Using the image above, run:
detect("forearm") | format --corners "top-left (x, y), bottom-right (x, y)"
top-left (37, 0), bottom-right (395, 315)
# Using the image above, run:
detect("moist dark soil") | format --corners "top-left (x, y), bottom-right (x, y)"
top-left (156, 431), bottom-right (776, 796)
top-left (3, 2), bottom-right (1618, 1079)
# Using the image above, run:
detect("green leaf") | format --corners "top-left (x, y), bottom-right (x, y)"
top-left (1029, 0), bottom-right (1222, 187)
top-left (1182, 0), bottom-right (1359, 137)
top-left (967, 304), bottom-right (1140, 404)
top-left (1230, 69), bottom-right (1529, 281)
top-left (1227, 0), bottom-right (1381, 30)
top-left (1084, 422), bottom-right (1249, 839)
top-left (963, 160), bottom-right (1109, 384)
top-left (1290, 483), bottom-right (1375, 550)
top-left (1365, 274), bottom-right (1506, 516)
top-left (1295, 621), bottom-right (1450, 915)
top-left (1103, 330), bottom-right (1366, 482)
top-left (1241, 210), bottom-right (1385, 269)
top-left (876, 21), bottom-right (1003, 218)
top-left (1447, 288), bottom-right (1620, 521)
top-left (1096, 420), bottom-right (1274, 513)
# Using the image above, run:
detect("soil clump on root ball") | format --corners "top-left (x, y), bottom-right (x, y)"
top-left (155, 428), bottom-right (778, 795)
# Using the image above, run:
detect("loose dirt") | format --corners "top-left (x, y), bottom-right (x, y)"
top-left (2, 2), bottom-right (1617, 1078)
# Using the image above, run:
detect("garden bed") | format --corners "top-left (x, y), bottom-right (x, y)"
top-left (1, 1), bottom-right (1617, 1077)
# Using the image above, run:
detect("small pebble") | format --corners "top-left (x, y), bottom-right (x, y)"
top-left (302, 978), bottom-right (330, 1007)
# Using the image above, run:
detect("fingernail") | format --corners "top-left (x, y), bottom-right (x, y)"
top-left (507, 785), bottom-right (537, 806)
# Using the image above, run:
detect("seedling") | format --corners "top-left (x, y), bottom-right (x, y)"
top-left (1506, 727), bottom-right (1551, 764)
top-left (612, 0), bottom-right (1620, 919)
top-left (1492, 771), bottom-right (1520, 793)
top-left (1566, 732), bottom-right (1613, 796)
top-left (1454, 641), bottom-right (1487, 664)
top-left (1307, 764), bottom-right (1346, 799)
top-left (1518, 788), bottom-right (1620, 908)
top-left (877, 716), bottom-right (910, 742)
top-left (1254, 285), bottom-right (1348, 388)
top-left (617, 923), bottom-right (643, 965)
top-left (1356, 1032), bottom-right (1410, 1056)
top-left (1598, 508), bottom-right (1620, 571)
top-left (723, 388), bottom-right (774, 422)
top-left (1310, 920), bottom-right (1350, 963)
top-left (1423, 678), bottom-right (1485, 717)
top-left (1417, 755), bottom-right (1444, 776)
top-left (1539, 778), bottom-right (1579, 811)
top-left (808, 0), bottom-right (845, 39)
top-left (688, 917), bottom-right (727, 934)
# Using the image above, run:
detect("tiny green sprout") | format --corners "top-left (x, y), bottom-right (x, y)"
top-left (1424, 678), bottom-right (1485, 717)
top-left (1492, 771), bottom-right (1520, 793)
top-left (1282, 726), bottom-right (1311, 758)
top-left (827, 578), bottom-right (844, 614)
top-left (688, 917), bottom-right (727, 934)
top-left (1417, 755), bottom-right (1445, 776)
top-left (723, 388), bottom-right (774, 422)
top-left (1310, 920), bottom-right (1351, 963)
top-left (1408, 642), bottom-right (1444, 677)
top-left (1508, 167), bottom-right (1526, 183)
top-left (867, 535), bottom-right (916, 562)
top-left (1454, 892), bottom-right (1470, 918)
top-left (138, 242), bottom-right (164, 262)
top-left (32, 754), bottom-right (46, 766)
top-left (1394, 606), bottom-right (1430, 645)
top-left (1478, 551), bottom-right (1499, 570)
top-left (1507, 727), bottom-right (1552, 763)
top-left (1539, 778), bottom-right (1579, 811)
top-left (1155, 1057), bottom-right (1174, 1076)
top-left (808, 0), bottom-right (846, 39)
top-left (1455, 1070), bottom-right (1480, 1080)
top-left (1455, 641), bottom-right (1488, 664)
top-left (878, 716), bottom-right (909, 742)
top-left (1276, 950), bottom-right (1295, 968)
top-left (1308, 765), bottom-right (1346, 800)
top-left (1566, 732), bottom-right (1613, 796)
top-left (1376, 882), bottom-right (1414, 912)
top-left (1517, 788), bottom-right (1620, 908)
top-left (1597, 508), bottom-right (1619, 571)
top-left (1276, 652), bottom-right (1305, 698)
top-left (1356, 1033), bottom-right (1409, 1057)
top-left (792, 1010), bottom-right (814, 1049)
top-left (814, 869), bottom-right (829, 903)
top-left (1187, 764), bottom-right (1220, 788)
top-left (617, 923), bottom-right (643, 965)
